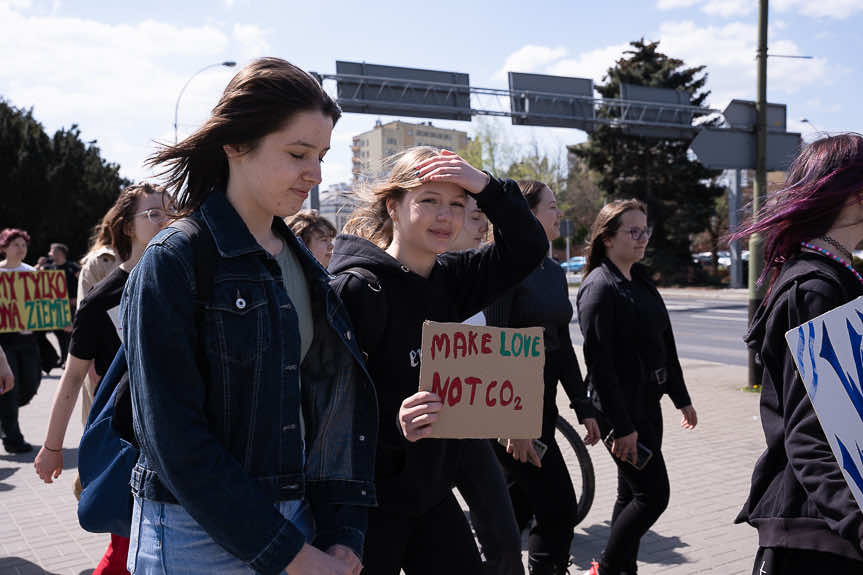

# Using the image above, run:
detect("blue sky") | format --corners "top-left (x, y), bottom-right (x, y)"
top-left (1, 0), bottom-right (861, 188)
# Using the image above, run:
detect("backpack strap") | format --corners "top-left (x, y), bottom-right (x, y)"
top-left (110, 217), bottom-right (219, 444)
top-left (332, 267), bottom-right (387, 360)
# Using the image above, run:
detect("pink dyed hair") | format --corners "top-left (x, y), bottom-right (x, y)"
top-left (731, 133), bottom-right (863, 287)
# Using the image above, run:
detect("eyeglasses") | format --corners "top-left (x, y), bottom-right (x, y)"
top-left (133, 208), bottom-right (168, 224)
top-left (622, 226), bottom-right (653, 241)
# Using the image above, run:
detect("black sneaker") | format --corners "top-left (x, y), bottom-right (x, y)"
top-left (4, 440), bottom-right (33, 454)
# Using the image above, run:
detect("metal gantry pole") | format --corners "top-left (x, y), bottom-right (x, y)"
top-left (747, 0), bottom-right (769, 388)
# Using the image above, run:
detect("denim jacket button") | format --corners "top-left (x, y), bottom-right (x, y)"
top-left (358, 435), bottom-right (366, 442)
top-left (285, 364), bottom-right (297, 372)
top-left (361, 489), bottom-right (367, 496)
top-left (345, 330), bottom-right (352, 341)
top-left (235, 297), bottom-right (246, 310)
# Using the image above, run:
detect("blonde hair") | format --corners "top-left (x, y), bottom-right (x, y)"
top-left (343, 146), bottom-right (441, 248)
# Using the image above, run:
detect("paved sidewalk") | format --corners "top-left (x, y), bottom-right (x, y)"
top-left (555, 357), bottom-right (763, 574)
top-left (0, 357), bottom-right (765, 574)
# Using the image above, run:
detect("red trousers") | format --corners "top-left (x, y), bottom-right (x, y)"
top-left (92, 534), bottom-right (130, 575)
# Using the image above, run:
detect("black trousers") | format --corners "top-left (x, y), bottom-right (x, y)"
top-left (0, 334), bottom-right (41, 446)
top-left (598, 408), bottom-right (669, 575)
top-left (752, 546), bottom-right (863, 575)
top-left (494, 408), bottom-right (578, 567)
top-left (457, 439), bottom-right (524, 575)
top-left (362, 492), bottom-right (483, 575)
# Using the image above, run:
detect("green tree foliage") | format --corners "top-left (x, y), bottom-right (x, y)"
top-left (572, 39), bottom-right (725, 281)
top-left (0, 99), bottom-right (129, 263)
top-left (459, 118), bottom-right (602, 252)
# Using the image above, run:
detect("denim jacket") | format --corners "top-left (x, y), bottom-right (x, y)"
top-left (122, 190), bottom-right (378, 574)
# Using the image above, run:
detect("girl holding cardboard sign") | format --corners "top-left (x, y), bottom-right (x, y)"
top-left (0, 227), bottom-right (40, 454)
top-left (331, 147), bottom-right (548, 574)
top-left (733, 134), bottom-right (863, 574)
top-left (486, 179), bottom-right (601, 575)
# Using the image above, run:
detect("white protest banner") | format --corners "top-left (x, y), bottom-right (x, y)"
top-left (785, 295), bottom-right (863, 512)
top-left (418, 321), bottom-right (544, 439)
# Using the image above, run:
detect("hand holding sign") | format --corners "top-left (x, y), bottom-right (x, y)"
top-left (399, 391), bottom-right (443, 442)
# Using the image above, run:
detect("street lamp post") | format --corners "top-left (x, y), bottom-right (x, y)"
top-left (174, 61), bottom-right (236, 143)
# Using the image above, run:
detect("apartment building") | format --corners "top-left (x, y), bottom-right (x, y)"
top-left (352, 120), bottom-right (469, 181)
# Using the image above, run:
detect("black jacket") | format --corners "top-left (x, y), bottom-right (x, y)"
top-left (576, 259), bottom-right (691, 437)
top-left (736, 253), bottom-right (863, 561)
top-left (486, 257), bottom-right (594, 426)
top-left (328, 176), bottom-right (547, 514)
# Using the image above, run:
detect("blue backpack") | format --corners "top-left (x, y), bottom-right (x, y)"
top-left (77, 218), bottom-right (216, 537)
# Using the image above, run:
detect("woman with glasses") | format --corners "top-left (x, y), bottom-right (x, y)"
top-left (576, 200), bottom-right (697, 575)
top-left (35, 183), bottom-right (168, 575)
top-left (485, 180), bottom-right (600, 575)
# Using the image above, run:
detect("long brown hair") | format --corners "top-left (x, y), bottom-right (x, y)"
top-left (585, 199), bottom-right (648, 274)
top-left (148, 57), bottom-right (340, 216)
top-left (104, 183), bottom-right (166, 261)
top-left (343, 146), bottom-right (440, 248)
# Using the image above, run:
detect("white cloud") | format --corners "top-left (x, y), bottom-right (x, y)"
top-left (495, 43), bottom-right (628, 88)
top-left (0, 3), bottom-right (267, 181)
top-left (656, 20), bottom-right (837, 109)
top-left (702, 0), bottom-right (752, 17)
top-left (545, 44), bottom-right (630, 86)
top-left (657, 0), bottom-right (700, 9)
top-left (232, 23), bottom-right (271, 61)
top-left (494, 45), bottom-right (567, 80)
top-left (775, 0), bottom-right (863, 19)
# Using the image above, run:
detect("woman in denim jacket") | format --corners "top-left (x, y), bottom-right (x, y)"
top-left (122, 58), bottom-right (375, 575)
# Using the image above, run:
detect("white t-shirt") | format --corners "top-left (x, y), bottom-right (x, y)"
top-left (0, 262), bottom-right (36, 272)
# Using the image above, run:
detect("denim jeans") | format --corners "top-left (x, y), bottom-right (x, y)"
top-left (127, 497), bottom-right (314, 574)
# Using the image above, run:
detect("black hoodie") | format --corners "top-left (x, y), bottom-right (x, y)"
top-left (736, 252), bottom-right (863, 562)
top-left (329, 176), bottom-right (547, 514)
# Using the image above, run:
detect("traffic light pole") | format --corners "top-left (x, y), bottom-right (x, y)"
top-left (748, 0), bottom-right (769, 389)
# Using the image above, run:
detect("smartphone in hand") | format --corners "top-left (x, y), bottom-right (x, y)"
top-left (603, 430), bottom-right (653, 470)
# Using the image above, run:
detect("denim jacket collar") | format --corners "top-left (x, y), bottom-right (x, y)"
top-left (198, 188), bottom-right (331, 287)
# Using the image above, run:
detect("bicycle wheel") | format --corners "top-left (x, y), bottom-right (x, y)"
top-left (555, 414), bottom-right (595, 526)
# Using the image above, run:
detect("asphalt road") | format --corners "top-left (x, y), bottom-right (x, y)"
top-left (569, 295), bottom-right (750, 367)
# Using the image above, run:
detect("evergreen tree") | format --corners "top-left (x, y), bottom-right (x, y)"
top-left (573, 39), bottom-right (725, 281)
top-left (0, 99), bottom-right (129, 262)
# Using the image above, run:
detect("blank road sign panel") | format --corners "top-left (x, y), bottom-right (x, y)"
top-left (619, 83), bottom-right (695, 139)
top-left (723, 100), bottom-right (787, 132)
top-left (691, 128), bottom-right (802, 170)
top-left (508, 72), bottom-right (595, 131)
top-left (335, 61), bottom-right (471, 121)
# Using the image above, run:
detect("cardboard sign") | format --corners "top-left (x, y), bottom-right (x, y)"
top-left (785, 296), bottom-right (863, 513)
top-left (418, 321), bottom-right (544, 439)
top-left (0, 270), bottom-right (72, 333)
